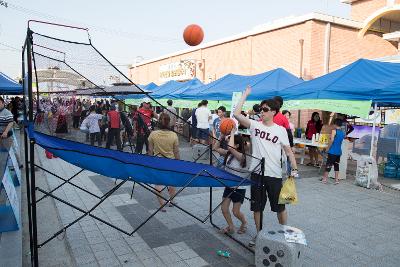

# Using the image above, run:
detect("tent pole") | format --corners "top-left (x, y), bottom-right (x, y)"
top-left (367, 102), bottom-right (378, 189)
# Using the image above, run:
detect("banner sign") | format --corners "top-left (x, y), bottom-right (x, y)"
top-left (126, 98), bottom-right (371, 118)
top-left (1, 168), bottom-right (20, 229)
top-left (283, 99), bottom-right (372, 118)
top-left (385, 109), bottom-right (400, 124)
top-left (159, 61), bottom-right (196, 82)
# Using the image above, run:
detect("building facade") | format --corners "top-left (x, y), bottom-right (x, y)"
top-left (129, 0), bottom-right (400, 124)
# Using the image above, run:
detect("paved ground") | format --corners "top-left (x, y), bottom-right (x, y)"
top-left (16, 129), bottom-right (400, 266)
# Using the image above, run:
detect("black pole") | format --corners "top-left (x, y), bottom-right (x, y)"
top-left (30, 46), bottom-right (40, 114)
top-left (130, 182), bottom-right (136, 199)
top-left (27, 29), bottom-right (39, 267)
top-left (260, 157), bottom-right (265, 231)
top-left (22, 36), bottom-right (35, 265)
top-left (208, 143), bottom-right (213, 225)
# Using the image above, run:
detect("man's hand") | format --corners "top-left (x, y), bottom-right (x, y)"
top-left (233, 86), bottom-right (252, 129)
top-left (243, 85), bottom-right (251, 97)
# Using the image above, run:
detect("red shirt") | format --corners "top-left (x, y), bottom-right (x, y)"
top-left (138, 108), bottom-right (153, 128)
top-left (306, 120), bottom-right (322, 140)
top-left (108, 110), bottom-right (120, 129)
top-left (273, 112), bottom-right (290, 129)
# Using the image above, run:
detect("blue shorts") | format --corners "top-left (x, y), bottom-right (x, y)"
top-left (197, 128), bottom-right (209, 140)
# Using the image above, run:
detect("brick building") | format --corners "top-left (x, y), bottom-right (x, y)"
top-left (129, 0), bottom-right (400, 124)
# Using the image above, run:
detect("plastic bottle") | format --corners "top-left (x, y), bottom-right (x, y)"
top-left (217, 250), bottom-right (231, 258)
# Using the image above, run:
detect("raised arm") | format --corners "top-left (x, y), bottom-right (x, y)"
top-left (213, 133), bottom-right (228, 156)
top-left (227, 127), bottom-right (243, 161)
top-left (233, 86), bottom-right (251, 129)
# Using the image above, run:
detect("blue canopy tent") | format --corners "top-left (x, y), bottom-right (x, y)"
top-left (150, 80), bottom-right (182, 99)
top-left (0, 72), bottom-right (22, 95)
top-left (142, 82), bottom-right (158, 91)
top-left (154, 78), bottom-right (203, 99)
top-left (180, 68), bottom-right (303, 101)
top-left (279, 59), bottom-right (400, 188)
top-left (279, 59), bottom-right (400, 105)
top-left (116, 82), bottom-right (159, 100)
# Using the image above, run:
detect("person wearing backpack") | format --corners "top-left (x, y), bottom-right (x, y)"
top-left (135, 98), bottom-right (156, 153)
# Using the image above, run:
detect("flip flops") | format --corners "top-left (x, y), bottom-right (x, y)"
top-left (168, 201), bottom-right (177, 207)
top-left (220, 226), bottom-right (235, 235)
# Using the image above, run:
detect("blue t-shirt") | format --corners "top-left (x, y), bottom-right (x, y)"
top-left (213, 117), bottom-right (222, 139)
top-left (328, 129), bottom-right (345, 156)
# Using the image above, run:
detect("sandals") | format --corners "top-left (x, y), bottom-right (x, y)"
top-left (220, 226), bottom-right (235, 235)
top-left (334, 180), bottom-right (340, 185)
top-left (321, 179), bottom-right (327, 184)
top-left (168, 201), bottom-right (177, 207)
top-left (237, 224), bottom-right (247, 234)
top-left (314, 163), bottom-right (321, 168)
top-left (306, 162), bottom-right (314, 166)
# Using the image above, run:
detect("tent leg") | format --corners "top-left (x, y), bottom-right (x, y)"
top-left (367, 102), bottom-right (378, 189)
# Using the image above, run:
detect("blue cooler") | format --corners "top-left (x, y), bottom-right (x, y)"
top-left (384, 164), bottom-right (397, 178)
top-left (387, 153), bottom-right (400, 166)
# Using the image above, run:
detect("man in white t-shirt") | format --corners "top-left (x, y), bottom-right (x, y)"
top-left (233, 86), bottom-right (298, 247)
top-left (195, 100), bottom-right (212, 144)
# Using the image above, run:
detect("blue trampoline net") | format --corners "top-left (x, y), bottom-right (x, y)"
top-left (26, 24), bottom-right (261, 188)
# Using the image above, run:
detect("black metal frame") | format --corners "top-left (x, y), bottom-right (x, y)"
top-left (23, 23), bottom-right (264, 266)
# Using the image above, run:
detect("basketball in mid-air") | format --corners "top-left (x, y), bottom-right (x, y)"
top-left (220, 118), bottom-right (236, 135)
top-left (183, 24), bottom-right (204, 46)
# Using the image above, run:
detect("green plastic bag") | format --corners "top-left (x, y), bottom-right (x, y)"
top-left (278, 177), bottom-right (298, 205)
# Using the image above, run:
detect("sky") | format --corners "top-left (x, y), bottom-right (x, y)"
top-left (0, 0), bottom-right (350, 78)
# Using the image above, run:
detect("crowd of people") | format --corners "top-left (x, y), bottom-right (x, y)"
top-left (0, 90), bottom-right (350, 248)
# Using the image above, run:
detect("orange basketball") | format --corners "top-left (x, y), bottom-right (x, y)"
top-left (183, 24), bottom-right (204, 46)
top-left (220, 118), bottom-right (236, 135)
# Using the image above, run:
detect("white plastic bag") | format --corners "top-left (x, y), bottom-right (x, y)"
top-left (350, 152), bottom-right (381, 189)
